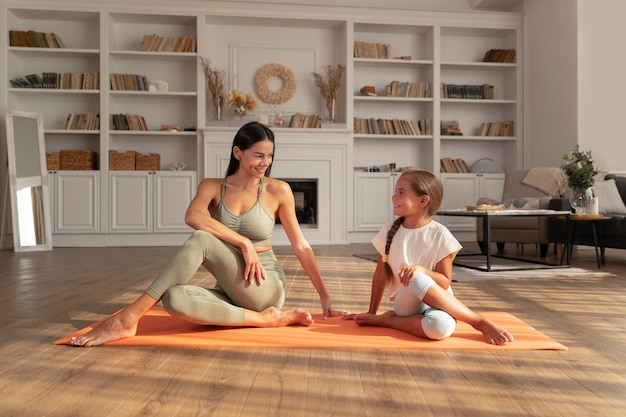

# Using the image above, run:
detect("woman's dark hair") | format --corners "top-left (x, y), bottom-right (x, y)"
top-left (225, 122), bottom-right (275, 177)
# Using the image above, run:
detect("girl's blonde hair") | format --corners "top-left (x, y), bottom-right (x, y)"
top-left (382, 169), bottom-right (444, 285)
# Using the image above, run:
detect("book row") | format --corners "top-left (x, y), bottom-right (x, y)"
top-left (10, 72), bottom-right (100, 90)
top-left (64, 112), bottom-right (100, 130)
top-left (109, 113), bottom-right (149, 131)
top-left (354, 117), bottom-right (433, 136)
top-left (110, 73), bottom-right (149, 91)
top-left (482, 48), bottom-right (516, 63)
top-left (289, 113), bottom-right (323, 129)
top-left (440, 83), bottom-right (495, 100)
top-left (137, 34), bottom-right (197, 53)
top-left (385, 80), bottom-right (432, 98)
top-left (353, 41), bottom-right (390, 59)
top-left (440, 157), bottom-right (471, 173)
top-left (479, 120), bottom-right (515, 137)
top-left (9, 30), bottom-right (64, 48)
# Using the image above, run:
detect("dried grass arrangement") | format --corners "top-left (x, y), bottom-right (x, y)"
top-left (312, 64), bottom-right (345, 122)
top-left (227, 90), bottom-right (258, 119)
top-left (200, 57), bottom-right (226, 120)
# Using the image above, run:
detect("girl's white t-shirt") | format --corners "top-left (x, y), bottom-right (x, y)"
top-left (371, 220), bottom-right (462, 300)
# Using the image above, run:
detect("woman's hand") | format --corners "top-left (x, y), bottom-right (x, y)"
top-left (319, 296), bottom-right (350, 320)
top-left (240, 242), bottom-right (266, 285)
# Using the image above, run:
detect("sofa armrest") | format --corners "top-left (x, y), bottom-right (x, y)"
top-left (548, 198), bottom-right (572, 243)
top-left (549, 197), bottom-right (572, 211)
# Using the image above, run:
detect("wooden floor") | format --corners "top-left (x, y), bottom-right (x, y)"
top-left (1, 241), bottom-right (625, 416)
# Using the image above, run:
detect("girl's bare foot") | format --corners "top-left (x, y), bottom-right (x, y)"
top-left (71, 312), bottom-right (138, 347)
top-left (475, 318), bottom-right (514, 345)
top-left (259, 307), bottom-right (314, 327)
top-left (353, 310), bottom-right (395, 326)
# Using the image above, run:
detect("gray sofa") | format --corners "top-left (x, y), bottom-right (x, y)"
top-left (549, 174), bottom-right (626, 251)
top-left (477, 169), bottom-right (568, 257)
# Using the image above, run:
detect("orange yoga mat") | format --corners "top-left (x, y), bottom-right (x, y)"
top-left (54, 309), bottom-right (566, 350)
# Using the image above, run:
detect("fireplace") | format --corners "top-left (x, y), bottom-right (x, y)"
top-left (201, 127), bottom-right (350, 245)
top-left (277, 179), bottom-right (318, 227)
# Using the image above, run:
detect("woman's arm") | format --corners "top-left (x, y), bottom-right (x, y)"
top-left (274, 180), bottom-right (345, 319)
top-left (367, 257), bottom-right (387, 314)
top-left (185, 178), bottom-right (265, 284)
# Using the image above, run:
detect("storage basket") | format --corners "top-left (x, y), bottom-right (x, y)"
top-left (135, 152), bottom-right (160, 170)
top-left (60, 150), bottom-right (97, 170)
top-left (46, 152), bottom-right (60, 170)
top-left (109, 150), bottom-right (136, 170)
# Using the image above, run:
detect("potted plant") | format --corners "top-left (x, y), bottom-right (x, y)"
top-left (561, 145), bottom-right (598, 214)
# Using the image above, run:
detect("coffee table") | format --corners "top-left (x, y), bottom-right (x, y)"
top-left (437, 209), bottom-right (572, 272)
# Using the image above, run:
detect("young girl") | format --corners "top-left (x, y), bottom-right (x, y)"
top-left (345, 169), bottom-right (513, 345)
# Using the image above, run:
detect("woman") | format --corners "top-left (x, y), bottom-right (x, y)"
top-left (72, 122), bottom-right (347, 347)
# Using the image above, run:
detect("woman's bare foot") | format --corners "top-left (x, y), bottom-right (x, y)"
top-left (71, 311), bottom-right (138, 347)
top-left (474, 318), bottom-right (514, 345)
top-left (257, 307), bottom-right (314, 327)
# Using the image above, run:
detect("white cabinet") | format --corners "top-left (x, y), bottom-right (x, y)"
top-left (109, 171), bottom-right (196, 233)
top-left (439, 173), bottom-right (504, 233)
top-left (48, 171), bottom-right (100, 233)
top-left (353, 172), bottom-right (399, 231)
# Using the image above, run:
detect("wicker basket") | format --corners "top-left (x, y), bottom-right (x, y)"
top-left (59, 150), bottom-right (97, 170)
top-left (135, 152), bottom-right (160, 171)
top-left (46, 152), bottom-right (60, 170)
top-left (109, 150), bottom-right (136, 170)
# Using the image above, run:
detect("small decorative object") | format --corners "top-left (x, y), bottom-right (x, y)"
top-left (561, 145), bottom-right (598, 215)
top-left (227, 89), bottom-right (258, 120)
top-left (199, 57), bottom-right (226, 121)
top-left (273, 112), bottom-right (285, 127)
top-left (169, 161), bottom-right (188, 171)
top-left (254, 63), bottom-right (296, 105)
top-left (148, 80), bottom-right (168, 92)
top-left (312, 64), bottom-right (345, 123)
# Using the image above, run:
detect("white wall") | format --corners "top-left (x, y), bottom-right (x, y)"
top-left (577, 0), bottom-right (626, 173)
top-left (525, 0), bottom-right (577, 168)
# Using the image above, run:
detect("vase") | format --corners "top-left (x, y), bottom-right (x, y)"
top-left (212, 95), bottom-right (224, 121)
top-left (326, 97), bottom-right (336, 123)
top-left (569, 187), bottom-right (594, 215)
top-left (233, 106), bottom-right (247, 121)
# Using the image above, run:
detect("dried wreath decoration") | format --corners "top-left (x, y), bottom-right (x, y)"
top-left (254, 63), bottom-right (296, 105)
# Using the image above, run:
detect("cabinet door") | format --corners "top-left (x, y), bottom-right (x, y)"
top-left (440, 174), bottom-right (481, 231)
top-left (109, 172), bottom-right (152, 233)
top-left (154, 172), bottom-right (196, 232)
top-left (479, 174), bottom-right (505, 202)
top-left (52, 171), bottom-right (100, 233)
top-left (354, 173), bottom-right (396, 231)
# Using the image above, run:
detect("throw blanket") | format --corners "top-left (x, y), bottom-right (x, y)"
top-left (522, 168), bottom-right (568, 197)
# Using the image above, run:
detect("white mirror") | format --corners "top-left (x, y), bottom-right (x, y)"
top-left (4, 110), bottom-right (53, 251)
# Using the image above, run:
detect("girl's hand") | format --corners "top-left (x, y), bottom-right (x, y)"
top-left (241, 243), bottom-right (266, 285)
top-left (398, 264), bottom-right (426, 286)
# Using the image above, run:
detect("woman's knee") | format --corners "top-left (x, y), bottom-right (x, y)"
top-left (421, 308), bottom-right (456, 340)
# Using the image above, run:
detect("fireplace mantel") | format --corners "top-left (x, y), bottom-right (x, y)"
top-left (200, 127), bottom-right (352, 245)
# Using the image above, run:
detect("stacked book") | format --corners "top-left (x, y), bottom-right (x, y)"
top-left (110, 73), bottom-right (150, 91)
top-left (353, 118), bottom-right (432, 136)
top-left (137, 34), bottom-right (197, 52)
top-left (479, 121), bottom-right (515, 136)
top-left (64, 113), bottom-right (100, 130)
top-left (441, 120), bottom-right (463, 136)
top-left (440, 83), bottom-right (494, 99)
top-left (9, 30), bottom-right (64, 48)
top-left (109, 114), bottom-right (149, 131)
top-left (440, 157), bottom-right (471, 173)
top-left (10, 72), bottom-right (100, 89)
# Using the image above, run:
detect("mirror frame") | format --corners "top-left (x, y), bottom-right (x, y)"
top-left (5, 110), bottom-right (53, 252)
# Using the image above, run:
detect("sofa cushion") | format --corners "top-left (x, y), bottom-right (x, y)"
top-left (592, 179), bottom-right (626, 214)
top-left (605, 174), bottom-right (626, 206)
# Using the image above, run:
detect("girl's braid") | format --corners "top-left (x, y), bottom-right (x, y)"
top-left (383, 216), bottom-right (404, 285)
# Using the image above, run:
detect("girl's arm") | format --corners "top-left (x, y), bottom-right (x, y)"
top-left (398, 252), bottom-right (455, 289)
top-left (366, 256), bottom-right (388, 314)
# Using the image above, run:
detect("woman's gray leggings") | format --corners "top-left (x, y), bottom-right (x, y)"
top-left (145, 230), bottom-right (286, 326)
